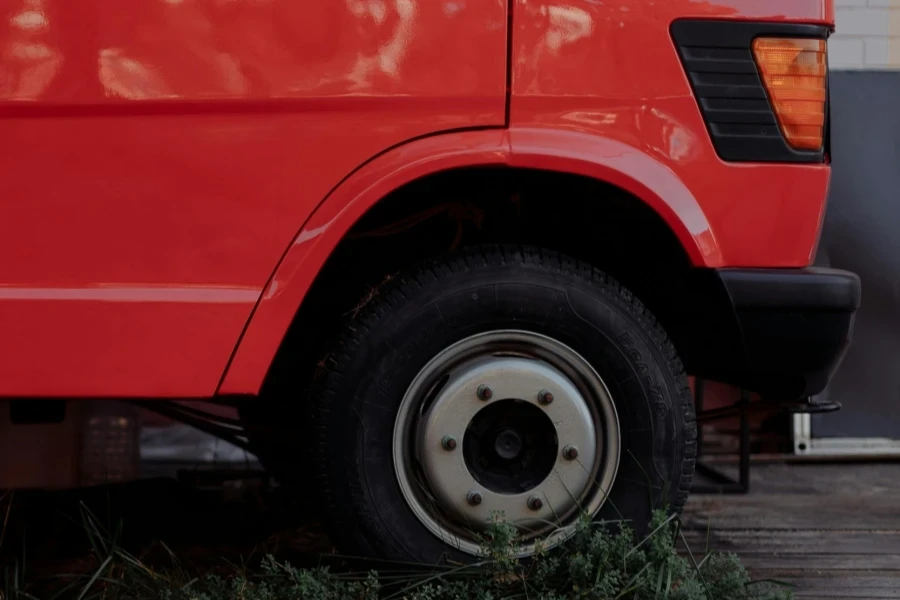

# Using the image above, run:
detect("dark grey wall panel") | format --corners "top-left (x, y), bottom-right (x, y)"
top-left (812, 70), bottom-right (900, 439)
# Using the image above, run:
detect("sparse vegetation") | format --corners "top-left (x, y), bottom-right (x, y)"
top-left (2, 503), bottom-right (791, 600)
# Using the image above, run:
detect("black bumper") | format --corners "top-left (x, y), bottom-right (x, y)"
top-left (717, 268), bottom-right (861, 400)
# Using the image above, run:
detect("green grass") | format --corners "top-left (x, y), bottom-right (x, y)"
top-left (2, 502), bottom-right (793, 600)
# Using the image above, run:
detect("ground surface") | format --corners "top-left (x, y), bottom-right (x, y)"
top-left (3, 461), bottom-right (899, 598)
top-left (683, 462), bottom-right (900, 599)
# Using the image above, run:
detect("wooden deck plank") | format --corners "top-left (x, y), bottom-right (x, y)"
top-left (691, 463), bottom-right (900, 495)
top-left (794, 588), bottom-right (900, 600)
top-left (682, 463), bottom-right (900, 596)
top-left (681, 530), bottom-right (900, 554)
top-left (738, 554), bottom-right (900, 571)
top-left (746, 568), bottom-right (900, 580)
top-left (767, 576), bottom-right (900, 598)
top-left (682, 496), bottom-right (900, 530)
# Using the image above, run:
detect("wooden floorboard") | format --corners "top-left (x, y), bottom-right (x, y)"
top-left (683, 462), bottom-right (900, 597)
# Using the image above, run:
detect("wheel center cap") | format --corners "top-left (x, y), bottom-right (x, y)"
top-left (494, 428), bottom-right (523, 460)
top-left (411, 354), bottom-right (604, 536)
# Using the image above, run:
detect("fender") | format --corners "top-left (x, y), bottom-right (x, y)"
top-left (217, 129), bottom-right (511, 395)
top-left (218, 128), bottom-right (720, 395)
top-left (508, 127), bottom-right (720, 267)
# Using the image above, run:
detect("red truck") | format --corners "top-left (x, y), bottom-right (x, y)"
top-left (0, 0), bottom-right (859, 564)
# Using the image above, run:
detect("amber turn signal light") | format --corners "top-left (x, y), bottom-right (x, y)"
top-left (752, 37), bottom-right (827, 151)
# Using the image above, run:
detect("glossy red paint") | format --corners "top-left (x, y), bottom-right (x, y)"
top-left (220, 123), bottom-right (733, 396)
top-left (506, 128), bottom-right (720, 265)
top-left (219, 129), bottom-right (511, 395)
top-left (0, 0), bottom-right (835, 398)
top-left (0, 0), bottom-right (507, 397)
top-left (509, 0), bottom-right (834, 268)
top-left (221, 0), bottom-right (836, 395)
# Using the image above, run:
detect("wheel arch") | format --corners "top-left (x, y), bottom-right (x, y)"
top-left (507, 127), bottom-right (721, 267)
top-left (218, 127), bottom-right (722, 396)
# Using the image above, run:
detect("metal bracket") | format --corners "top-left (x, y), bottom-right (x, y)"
top-left (691, 379), bottom-right (750, 495)
top-left (781, 396), bottom-right (842, 414)
top-left (793, 412), bottom-right (900, 457)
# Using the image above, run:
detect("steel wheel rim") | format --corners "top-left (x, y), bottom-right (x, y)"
top-left (392, 329), bottom-right (621, 558)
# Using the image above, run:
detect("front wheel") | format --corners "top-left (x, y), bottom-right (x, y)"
top-left (310, 246), bottom-right (696, 563)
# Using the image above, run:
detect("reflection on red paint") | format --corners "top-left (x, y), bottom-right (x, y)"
top-left (510, 0), bottom-right (832, 268)
top-left (0, 285), bottom-right (260, 303)
top-left (1, 0), bottom-right (62, 99)
top-left (1, 0), bottom-right (507, 103)
top-left (0, 0), bottom-right (506, 397)
top-left (0, 0), bottom-right (834, 397)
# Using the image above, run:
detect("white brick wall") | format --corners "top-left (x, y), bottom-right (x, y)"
top-left (831, 0), bottom-right (900, 69)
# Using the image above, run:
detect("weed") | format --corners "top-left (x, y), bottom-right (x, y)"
top-left (1, 502), bottom-right (791, 600)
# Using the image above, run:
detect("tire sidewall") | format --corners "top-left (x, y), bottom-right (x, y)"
top-left (317, 257), bottom-right (690, 563)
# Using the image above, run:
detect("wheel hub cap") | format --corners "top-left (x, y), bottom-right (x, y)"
top-left (418, 357), bottom-right (598, 529)
top-left (393, 330), bottom-right (620, 557)
top-left (493, 428), bottom-right (523, 460)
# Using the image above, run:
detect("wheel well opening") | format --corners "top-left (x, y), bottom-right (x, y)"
top-left (260, 167), bottom-right (732, 397)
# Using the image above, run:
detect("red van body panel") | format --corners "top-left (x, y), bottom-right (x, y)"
top-left (221, 0), bottom-right (837, 395)
top-left (509, 0), bottom-right (834, 269)
top-left (0, 0), bottom-right (835, 398)
top-left (0, 0), bottom-right (507, 397)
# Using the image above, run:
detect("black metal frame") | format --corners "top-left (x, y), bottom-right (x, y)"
top-left (691, 379), bottom-right (751, 494)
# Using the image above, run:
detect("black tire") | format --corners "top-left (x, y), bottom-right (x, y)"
top-left (310, 246), bottom-right (696, 563)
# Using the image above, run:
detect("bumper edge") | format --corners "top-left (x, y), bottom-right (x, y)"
top-left (717, 267), bottom-right (861, 400)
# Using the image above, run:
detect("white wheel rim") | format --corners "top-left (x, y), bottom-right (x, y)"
top-left (392, 330), bottom-right (621, 557)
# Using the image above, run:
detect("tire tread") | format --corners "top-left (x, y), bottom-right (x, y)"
top-left (310, 245), bottom-right (696, 557)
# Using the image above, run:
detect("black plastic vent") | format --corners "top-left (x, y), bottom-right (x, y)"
top-left (671, 20), bottom-right (830, 163)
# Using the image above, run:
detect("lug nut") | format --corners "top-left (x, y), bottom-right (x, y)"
top-left (477, 385), bottom-right (493, 401)
top-left (563, 445), bottom-right (579, 460)
top-left (538, 389), bottom-right (554, 405)
top-left (467, 490), bottom-right (483, 506)
top-left (527, 495), bottom-right (543, 511)
top-left (442, 436), bottom-right (457, 451)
